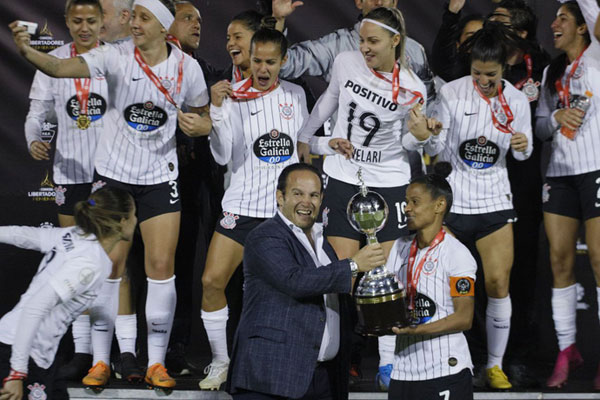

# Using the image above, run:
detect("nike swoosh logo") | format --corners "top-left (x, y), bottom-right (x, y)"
top-left (170, 199), bottom-right (180, 205)
top-left (151, 322), bottom-right (168, 326)
top-left (132, 77), bottom-right (144, 81)
top-left (398, 223), bottom-right (407, 229)
top-left (596, 202), bottom-right (600, 208)
top-left (464, 112), bottom-right (478, 116)
top-left (250, 110), bottom-right (262, 116)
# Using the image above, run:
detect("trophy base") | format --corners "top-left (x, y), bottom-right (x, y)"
top-left (355, 293), bottom-right (410, 336)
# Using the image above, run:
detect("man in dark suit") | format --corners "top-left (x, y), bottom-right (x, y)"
top-left (227, 163), bottom-right (386, 400)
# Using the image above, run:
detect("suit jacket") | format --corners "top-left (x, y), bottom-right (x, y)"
top-left (227, 213), bottom-right (353, 399)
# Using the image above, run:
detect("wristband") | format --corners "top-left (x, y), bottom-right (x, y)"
top-left (3, 368), bottom-right (27, 385)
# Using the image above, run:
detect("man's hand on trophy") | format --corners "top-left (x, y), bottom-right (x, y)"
top-left (328, 138), bottom-right (353, 159)
top-left (352, 243), bottom-right (386, 272)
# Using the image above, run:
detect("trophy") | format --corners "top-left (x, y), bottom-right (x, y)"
top-left (347, 168), bottom-right (410, 335)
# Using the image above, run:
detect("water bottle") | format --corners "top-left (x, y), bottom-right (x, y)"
top-left (560, 90), bottom-right (593, 140)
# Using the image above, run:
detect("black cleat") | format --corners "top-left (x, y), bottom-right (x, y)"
top-left (165, 343), bottom-right (192, 376)
top-left (57, 353), bottom-right (92, 381)
top-left (112, 352), bottom-right (144, 384)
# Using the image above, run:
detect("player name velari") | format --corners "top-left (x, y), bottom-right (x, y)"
top-left (352, 148), bottom-right (381, 163)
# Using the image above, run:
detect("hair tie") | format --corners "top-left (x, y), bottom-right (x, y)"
top-left (88, 199), bottom-right (96, 206)
top-left (361, 18), bottom-right (400, 35)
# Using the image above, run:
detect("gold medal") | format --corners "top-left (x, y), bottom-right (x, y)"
top-left (76, 114), bottom-right (91, 130)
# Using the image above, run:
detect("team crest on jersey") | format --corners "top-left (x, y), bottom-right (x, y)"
top-left (161, 77), bottom-right (174, 91)
top-left (66, 93), bottom-right (106, 125)
top-left (521, 79), bottom-right (540, 102)
top-left (220, 212), bottom-right (239, 230)
top-left (91, 180), bottom-right (106, 193)
top-left (279, 103), bottom-right (294, 120)
top-left (253, 129), bottom-right (294, 164)
top-left (41, 121), bottom-right (57, 143)
top-left (411, 292), bottom-right (436, 325)
top-left (459, 136), bottom-right (500, 169)
top-left (572, 63), bottom-right (584, 79)
top-left (542, 183), bottom-right (551, 203)
top-left (322, 207), bottom-right (330, 228)
top-left (27, 382), bottom-right (47, 400)
top-left (422, 259), bottom-right (436, 275)
top-left (124, 102), bottom-right (168, 132)
top-left (55, 185), bottom-right (67, 206)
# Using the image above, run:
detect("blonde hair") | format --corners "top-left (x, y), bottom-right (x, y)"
top-left (74, 187), bottom-right (134, 241)
top-left (363, 7), bottom-right (407, 68)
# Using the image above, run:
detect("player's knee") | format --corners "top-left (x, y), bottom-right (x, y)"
top-left (202, 271), bottom-right (226, 293)
top-left (485, 275), bottom-right (509, 297)
top-left (146, 256), bottom-right (174, 280)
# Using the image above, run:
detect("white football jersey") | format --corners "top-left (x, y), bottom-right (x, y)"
top-left (387, 233), bottom-right (476, 381)
top-left (298, 51), bottom-right (438, 188)
top-left (0, 226), bottom-right (111, 369)
top-left (210, 79), bottom-right (306, 218)
top-left (29, 42), bottom-right (109, 184)
top-left (535, 0), bottom-right (600, 177)
top-left (434, 76), bottom-right (533, 214)
top-left (81, 39), bottom-right (209, 184)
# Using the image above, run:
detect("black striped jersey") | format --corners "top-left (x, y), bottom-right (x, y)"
top-left (387, 234), bottom-right (476, 380)
top-left (210, 79), bottom-right (306, 218)
top-left (81, 39), bottom-right (209, 184)
top-left (298, 51), bottom-right (441, 188)
top-left (535, 0), bottom-right (600, 177)
top-left (0, 226), bottom-right (111, 372)
top-left (27, 42), bottom-right (108, 184)
top-left (434, 76), bottom-right (533, 214)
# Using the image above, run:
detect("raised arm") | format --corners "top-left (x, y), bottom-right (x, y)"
top-left (10, 21), bottom-right (90, 78)
top-left (0, 226), bottom-right (54, 253)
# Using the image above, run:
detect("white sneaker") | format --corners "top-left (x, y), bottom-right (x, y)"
top-left (198, 360), bottom-right (229, 390)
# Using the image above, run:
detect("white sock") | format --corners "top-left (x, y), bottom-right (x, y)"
top-left (116, 314), bottom-right (137, 355)
top-left (146, 276), bottom-right (176, 367)
top-left (552, 284), bottom-right (577, 351)
top-left (72, 314), bottom-right (92, 355)
top-left (486, 295), bottom-right (511, 370)
top-left (89, 278), bottom-right (121, 365)
top-left (201, 306), bottom-right (229, 363)
top-left (378, 335), bottom-right (395, 367)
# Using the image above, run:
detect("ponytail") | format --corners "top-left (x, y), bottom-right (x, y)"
top-left (74, 187), bottom-right (134, 241)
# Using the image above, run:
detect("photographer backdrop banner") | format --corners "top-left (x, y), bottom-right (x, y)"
top-left (0, 0), bottom-right (597, 368)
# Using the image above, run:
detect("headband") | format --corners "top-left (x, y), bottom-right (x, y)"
top-left (361, 18), bottom-right (400, 35)
top-left (133, 0), bottom-right (174, 30)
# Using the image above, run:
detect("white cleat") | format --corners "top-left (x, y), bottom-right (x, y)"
top-left (198, 360), bottom-right (229, 391)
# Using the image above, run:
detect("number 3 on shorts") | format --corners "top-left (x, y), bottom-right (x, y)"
top-left (168, 180), bottom-right (179, 205)
top-left (439, 389), bottom-right (450, 400)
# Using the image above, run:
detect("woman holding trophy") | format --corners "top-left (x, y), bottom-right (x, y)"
top-left (297, 6), bottom-right (443, 386)
top-left (433, 22), bottom-right (533, 389)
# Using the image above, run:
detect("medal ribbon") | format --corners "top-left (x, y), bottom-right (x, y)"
top-left (370, 62), bottom-right (423, 105)
top-left (134, 46), bottom-right (184, 108)
top-left (513, 54), bottom-right (532, 90)
top-left (71, 42), bottom-right (97, 119)
top-left (233, 66), bottom-right (243, 83)
top-left (473, 80), bottom-right (515, 134)
top-left (555, 46), bottom-right (587, 108)
top-left (406, 229), bottom-right (446, 312)
top-left (231, 77), bottom-right (279, 100)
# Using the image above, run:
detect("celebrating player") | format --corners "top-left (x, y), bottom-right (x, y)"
top-left (433, 22), bottom-right (533, 389)
top-left (0, 187), bottom-right (135, 400)
top-left (10, 0), bottom-right (211, 391)
top-left (535, 0), bottom-right (600, 389)
top-left (387, 170), bottom-right (476, 400)
top-left (198, 21), bottom-right (347, 390)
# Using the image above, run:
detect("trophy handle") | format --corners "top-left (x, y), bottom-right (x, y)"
top-left (364, 233), bottom-right (388, 278)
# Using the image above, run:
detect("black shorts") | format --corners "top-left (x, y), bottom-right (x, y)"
top-left (54, 183), bottom-right (92, 216)
top-left (388, 368), bottom-right (473, 400)
top-left (445, 209), bottom-right (517, 245)
top-left (321, 177), bottom-right (409, 243)
top-left (542, 170), bottom-right (600, 221)
top-left (92, 172), bottom-right (181, 223)
top-left (0, 342), bottom-right (68, 400)
top-left (214, 211), bottom-right (266, 246)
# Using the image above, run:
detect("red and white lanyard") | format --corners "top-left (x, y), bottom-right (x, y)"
top-left (370, 62), bottom-right (423, 105)
top-left (555, 46), bottom-right (587, 108)
top-left (233, 66), bottom-right (243, 83)
top-left (513, 54), bottom-right (532, 90)
top-left (473, 79), bottom-right (515, 134)
top-left (230, 77), bottom-right (278, 100)
top-left (406, 229), bottom-right (446, 311)
top-left (134, 45), bottom-right (184, 108)
top-left (71, 42), bottom-right (97, 118)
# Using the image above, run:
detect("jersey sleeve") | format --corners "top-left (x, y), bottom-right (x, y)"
top-left (577, 0), bottom-right (600, 56)
top-left (9, 283), bottom-right (61, 374)
top-left (297, 53), bottom-right (344, 143)
top-left (510, 91), bottom-right (533, 161)
top-left (0, 226), bottom-right (56, 253)
top-left (47, 255), bottom-right (104, 303)
top-left (279, 29), bottom-right (343, 80)
top-left (209, 99), bottom-right (234, 166)
top-left (535, 67), bottom-right (560, 141)
top-left (29, 70), bottom-right (54, 101)
top-left (24, 99), bottom-right (54, 149)
top-left (447, 242), bottom-right (477, 280)
top-left (385, 238), bottom-right (410, 278)
top-left (80, 43), bottom-right (121, 79)
top-left (183, 57), bottom-right (209, 108)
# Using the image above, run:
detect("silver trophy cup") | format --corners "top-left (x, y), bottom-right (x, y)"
top-left (347, 170), bottom-right (410, 335)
